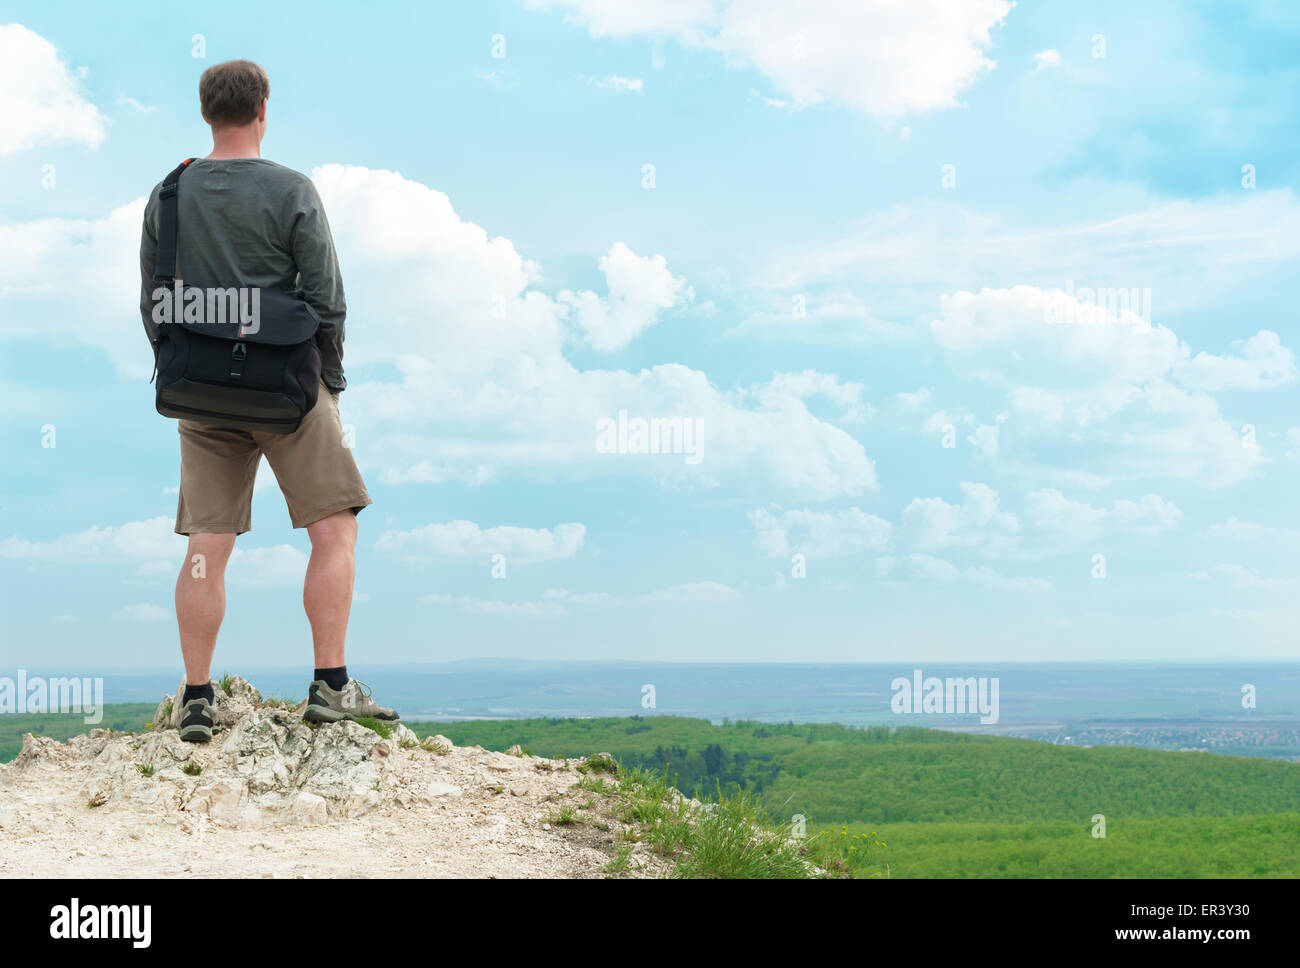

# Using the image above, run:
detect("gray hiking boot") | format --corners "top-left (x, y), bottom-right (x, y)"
top-left (303, 678), bottom-right (399, 724)
top-left (169, 676), bottom-right (215, 743)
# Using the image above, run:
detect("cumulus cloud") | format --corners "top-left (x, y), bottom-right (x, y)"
top-left (1032, 49), bottom-right (1062, 71)
top-left (528, 0), bottom-right (1013, 117)
top-left (311, 164), bottom-right (876, 499)
top-left (749, 505), bottom-right (891, 558)
top-left (559, 241), bottom-right (693, 351)
top-left (1172, 330), bottom-right (1297, 391)
top-left (1023, 489), bottom-right (1183, 542)
top-left (0, 164), bottom-right (877, 501)
top-left (0, 516), bottom-right (309, 584)
top-left (925, 286), bottom-right (1275, 486)
top-left (375, 520), bottom-right (587, 565)
top-left (0, 515), bottom-right (181, 571)
top-left (0, 24), bottom-right (107, 155)
top-left (902, 482), bottom-right (1020, 553)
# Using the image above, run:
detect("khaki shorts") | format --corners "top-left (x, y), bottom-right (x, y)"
top-left (175, 385), bottom-right (371, 535)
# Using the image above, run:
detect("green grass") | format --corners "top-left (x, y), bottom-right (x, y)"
top-left (351, 716), bottom-right (394, 739)
top-left (609, 767), bottom-right (852, 878)
top-left (830, 813), bottom-right (1300, 877)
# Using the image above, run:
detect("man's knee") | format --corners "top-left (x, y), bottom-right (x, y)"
top-left (183, 533), bottom-right (236, 578)
top-left (307, 509), bottom-right (358, 549)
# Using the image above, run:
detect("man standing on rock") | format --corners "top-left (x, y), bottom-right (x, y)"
top-left (138, 59), bottom-right (398, 742)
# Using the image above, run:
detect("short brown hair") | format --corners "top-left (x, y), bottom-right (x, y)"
top-left (199, 59), bottom-right (269, 126)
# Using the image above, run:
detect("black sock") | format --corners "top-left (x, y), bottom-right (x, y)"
top-left (182, 682), bottom-right (215, 705)
top-left (314, 666), bottom-right (348, 690)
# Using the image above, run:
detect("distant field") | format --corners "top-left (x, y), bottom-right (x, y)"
top-left (6, 706), bottom-right (1298, 877)
top-left (409, 715), bottom-right (1300, 877)
top-left (0, 705), bottom-right (155, 761)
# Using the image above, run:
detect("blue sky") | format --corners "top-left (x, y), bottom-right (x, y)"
top-left (1, 0), bottom-right (1297, 670)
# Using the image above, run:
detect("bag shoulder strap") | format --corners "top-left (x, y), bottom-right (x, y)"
top-left (153, 158), bottom-right (196, 284)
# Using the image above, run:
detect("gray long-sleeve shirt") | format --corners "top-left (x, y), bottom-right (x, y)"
top-left (138, 157), bottom-right (348, 391)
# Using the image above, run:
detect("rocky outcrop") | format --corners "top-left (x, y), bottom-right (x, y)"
top-left (0, 676), bottom-right (670, 878)
top-left (10, 677), bottom-right (422, 825)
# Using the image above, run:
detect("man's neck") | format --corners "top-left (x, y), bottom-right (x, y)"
top-left (207, 127), bottom-right (262, 160)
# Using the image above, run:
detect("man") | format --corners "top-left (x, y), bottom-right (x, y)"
top-left (138, 59), bottom-right (396, 742)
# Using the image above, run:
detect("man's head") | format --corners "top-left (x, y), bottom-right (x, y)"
top-left (199, 59), bottom-right (269, 139)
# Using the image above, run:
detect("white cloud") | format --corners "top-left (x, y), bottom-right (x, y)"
top-left (1023, 489), bottom-right (1182, 543)
top-left (1172, 330), bottom-right (1297, 391)
top-left (930, 286), bottom-right (1184, 388)
top-left (120, 603), bottom-right (168, 622)
top-left (1, 164), bottom-right (877, 501)
top-left (874, 553), bottom-right (1049, 591)
top-left (559, 241), bottom-right (693, 351)
top-left (0, 199), bottom-right (146, 372)
top-left (897, 388), bottom-right (931, 411)
top-left (639, 580), bottom-right (741, 603)
top-left (225, 545), bottom-right (310, 586)
top-left (0, 24), bottom-right (107, 155)
top-left (529, 0), bottom-right (1013, 117)
top-left (309, 164), bottom-right (876, 499)
top-left (766, 193), bottom-right (1300, 318)
top-left (583, 74), bottom-right (644, 92)
top-left (0, 516), bottom-right (309, 583)
top-left (1209, 517), bottom-right (1300, 541)
top-left (924, 286), bottom-right (1272, 486)
top-left (902, 482), bottom-right (1020, 553)
top-left (0, 515), bottom-right (181, 570)
top-left (1188, 564), bottom-right (1287, 589)
top-left (375, 520), bottom-right (587, 565)
top-left (1032, 49), bottom-right (1062, 71)
top-left (459, 598), bottom-right (567, 617)
top-left (115, 95), bottom-right (154, 114)
top-left (762, 370), bottom-right (871, 421)
top-left (725, 291), bottom-right (910, 344)
top-left (748, 505), bottom-right (891, 558)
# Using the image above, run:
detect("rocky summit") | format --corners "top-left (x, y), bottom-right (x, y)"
top-left (0, 676), bottom-right (666, 878)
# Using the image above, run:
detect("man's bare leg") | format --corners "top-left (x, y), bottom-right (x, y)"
top-left (304, 509), bottom-right (357, 669)
top-left (176, 533), bottom-right (237, 685)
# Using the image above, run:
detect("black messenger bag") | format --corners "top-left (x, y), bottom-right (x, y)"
top-left (150, 158), bottom-right (322, 434)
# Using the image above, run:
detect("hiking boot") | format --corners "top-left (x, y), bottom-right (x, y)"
top-left (303, 678), bottom-right (399, 724)
top-left (170, 676), bottom-right (215, 743)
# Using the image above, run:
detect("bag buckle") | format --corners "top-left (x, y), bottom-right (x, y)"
top-left (230, 342), bottom-right (248, 379)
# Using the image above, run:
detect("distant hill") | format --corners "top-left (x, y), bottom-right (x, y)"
top-left (405, 715), bottom-right (1300, 877)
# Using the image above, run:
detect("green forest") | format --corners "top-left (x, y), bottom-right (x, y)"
top-left (404, 715), bottom-right (1300, 877)
top-left (5, 707), bottom-right (1297, 876)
